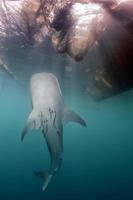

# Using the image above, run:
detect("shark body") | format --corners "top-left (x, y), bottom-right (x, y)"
top-left (21, 72), bottom-right (86, 191)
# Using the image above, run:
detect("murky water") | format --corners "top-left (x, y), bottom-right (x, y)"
top-left (0, 65), bottom-right (133, 200)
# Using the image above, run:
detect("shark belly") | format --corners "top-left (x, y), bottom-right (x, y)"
top-left (21, 72), bottom-right (86, 191)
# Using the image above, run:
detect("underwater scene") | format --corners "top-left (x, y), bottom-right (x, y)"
top-left (1, 71), bottom-right (133, 200)
top-left (0, 0), bottom-right (133, 200)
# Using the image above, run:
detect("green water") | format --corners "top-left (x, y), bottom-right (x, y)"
top-left (0, 71), bottom-right (133, 200)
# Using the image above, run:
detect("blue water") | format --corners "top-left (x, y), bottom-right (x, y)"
top-left (0, 73), bottom-right (133, 200)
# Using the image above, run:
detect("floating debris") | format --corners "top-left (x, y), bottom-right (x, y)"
top-left (95, 69), bottom-right (113, 89)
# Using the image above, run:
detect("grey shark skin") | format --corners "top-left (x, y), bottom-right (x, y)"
top-left (21, 72), bottom-right (86, 191)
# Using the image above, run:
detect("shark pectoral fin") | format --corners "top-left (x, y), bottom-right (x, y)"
top-left (21, 111), bottom-right (36, 141)
top-left (34, 171), bottom-right (52, 191)
top-left (63, 107), bottom-right (87, 127)
top-left (21, 121), bottom-right (33, 141)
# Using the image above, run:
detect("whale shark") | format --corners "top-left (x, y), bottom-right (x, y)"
top-left (21, 72), bottom-right (86, 191)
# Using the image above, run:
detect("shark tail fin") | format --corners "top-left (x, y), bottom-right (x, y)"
top-left (63, 107), bottom-right (87, 127)
top-left (34, 171), bottom-right (52, 191)
top-left (21, 110), bottom-right (39, 141)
